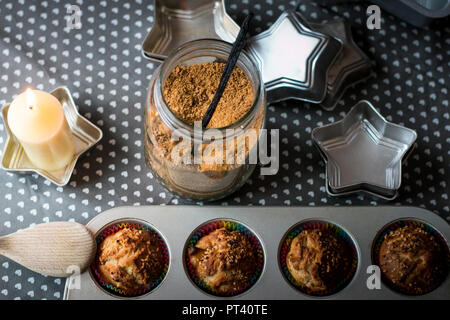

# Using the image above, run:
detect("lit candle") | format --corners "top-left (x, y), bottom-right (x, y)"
top-left (7, 89), bottom-right (75, 171)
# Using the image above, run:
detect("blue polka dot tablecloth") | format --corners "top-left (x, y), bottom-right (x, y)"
top-left (0, 0), bottom-right (448, 300)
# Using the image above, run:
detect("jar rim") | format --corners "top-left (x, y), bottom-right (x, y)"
top-left (155, 39), bottom-right (264, 134)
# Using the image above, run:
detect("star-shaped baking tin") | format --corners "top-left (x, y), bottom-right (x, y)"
top-left (312, 100), bottom-right (417, 200)
top-left (142, 5), bottom-right (373, 108)
top-left (1, 87), bottom-right (103, 186)
top-left (141, 0), bottom-right (239, 62)
top-left (246, 10), bottom-right (342, 104)
top-left (307, 18), bottom-right (373, 111)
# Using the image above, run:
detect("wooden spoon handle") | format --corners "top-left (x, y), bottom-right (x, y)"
top-left (0, 222), bottom-right (96, 277)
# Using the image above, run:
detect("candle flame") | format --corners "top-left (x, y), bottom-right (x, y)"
top-left (25, 88), bottom-right (35, 110)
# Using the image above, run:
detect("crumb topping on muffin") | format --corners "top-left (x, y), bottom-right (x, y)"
top-left (96, 227), bottom-right (165, 294)
top-left (286, 229), bottom-right (353, 293)
top-left (378, 224), bottom-right (447, 294)
top-left (188, 228), bottom-right (258, 295)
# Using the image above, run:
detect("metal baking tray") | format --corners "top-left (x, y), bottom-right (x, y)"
top-left (142, 0), bottom-right (239, 62)
top-left (0, 87), bottom-right (103, 186)
top-left (307, 18), bottom-right (372, 111)
top-left (247, 11), bottom-right (342, 104)
top-left (64, 205), bottom-right (449, 300)
top-left (312, 100), bottom-right (417, 199)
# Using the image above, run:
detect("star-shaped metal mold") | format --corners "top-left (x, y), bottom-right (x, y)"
top-left (307, 18), bottom-right (372, 111)
top-left (142, 0), bottom-right (239, 62)
top-left (312, 100), bottom-right (417, 199)
top-left (1, 87), bottom-right (103, 186)
top-left (247, 10), bottom-right (342, 104)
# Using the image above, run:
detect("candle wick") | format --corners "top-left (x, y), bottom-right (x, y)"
top-left (28, 106), bottom-right (33, 110)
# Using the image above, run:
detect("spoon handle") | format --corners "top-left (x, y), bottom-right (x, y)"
top-left (0, 237), bottom-right (7, 256)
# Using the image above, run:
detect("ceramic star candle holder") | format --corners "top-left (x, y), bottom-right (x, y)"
top-left (1, 87), bottom-right (103, 186)
top-left (247, 10), bottom-right (342, 104)
top-left (311, 100), bottom-right (417, 199)
top-left (307, 18), bottom-right (373, 111)
top-left (141, 0), bottom-right (239, 62)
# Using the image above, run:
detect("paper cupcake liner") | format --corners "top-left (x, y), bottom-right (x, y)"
top-left (279, 220), bottom-right (358, 297)
top-left (90, 220), bottom-right (170, 298)
top-left (372, 219), bottom-right (450, 296)
top-left (184, 219), bottom-right (264, 297)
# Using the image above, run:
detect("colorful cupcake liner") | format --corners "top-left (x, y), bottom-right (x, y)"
top-left (372, 218), bottom-right (450, 295)
top-left (184, 219), bottom-right (265, 297)
top-left (90, 220), bottom-right (170, 298)
top-left (279, 220), bottom-right (359, 297)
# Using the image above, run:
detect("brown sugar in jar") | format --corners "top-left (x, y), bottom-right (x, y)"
top-left (163, 62), bottom-right (254, 129)
top-left (144, 40), bottom-right (266, 201)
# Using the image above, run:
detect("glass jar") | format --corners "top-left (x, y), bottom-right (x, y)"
top-left (145, 39), bottom-right (266, 201)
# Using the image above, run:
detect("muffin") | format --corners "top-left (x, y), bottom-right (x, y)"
top-left (286, 228), bottom-right (353, 294)
top-left (95, 227), bottom-right (166, 295)
top-left (187, 227), bottom-right (258, 295)
top-left (378, 224), bottom-right (448, 295)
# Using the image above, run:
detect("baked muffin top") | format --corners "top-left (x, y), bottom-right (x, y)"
top-left (96, 227), bottom-right (165, 295)
top-left (286, 228), bottom-right (353, 293)
top-left (188, 228), bottom-right (258, 295)
top-left (378, 224), bottom-right (448, 295)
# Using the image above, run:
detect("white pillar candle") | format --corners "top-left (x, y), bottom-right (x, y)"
top-left (7, 89), bottom-right (75, 171)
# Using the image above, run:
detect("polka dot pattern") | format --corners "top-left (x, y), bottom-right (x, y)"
top-left (0, 0), bottom-right (448, 299)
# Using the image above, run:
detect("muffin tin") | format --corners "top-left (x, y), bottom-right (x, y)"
top-left (64, 205), bottom-right (449, 300)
